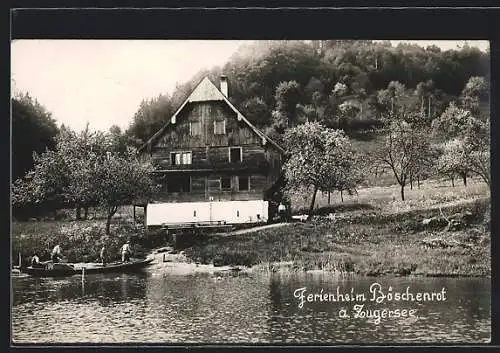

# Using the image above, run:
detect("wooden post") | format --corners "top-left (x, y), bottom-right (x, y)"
top-left (133, 205), bottom-right (136, 224)
top-left (18, 252), bottom-right (22, 268)
top-left (81, 267), bottom-right (85, 296)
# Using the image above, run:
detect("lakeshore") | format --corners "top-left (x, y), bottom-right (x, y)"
top-left (12, 179), bottom-right (490, 278)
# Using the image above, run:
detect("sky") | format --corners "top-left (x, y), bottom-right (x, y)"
top-left (11, 39), bottom-right (489, 132)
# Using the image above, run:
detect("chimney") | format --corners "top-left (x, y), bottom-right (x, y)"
top-left (220, 75), bottom-right (228, 98)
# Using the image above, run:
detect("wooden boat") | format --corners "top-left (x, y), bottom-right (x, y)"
top-left (22, 257), bottom-right (154, 277)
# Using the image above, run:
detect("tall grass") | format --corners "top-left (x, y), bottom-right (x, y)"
top-left (183, 197), bottom-right (490, 277)
top-left (11, 218), bottom-right (152, 266)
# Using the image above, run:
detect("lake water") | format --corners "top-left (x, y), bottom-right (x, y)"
top-left (11, 270), bottom-right (491, 344)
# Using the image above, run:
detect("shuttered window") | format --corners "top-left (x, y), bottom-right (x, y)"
top-left (214, 120), bottom-right (226, 135)
top-left (170, 151), bottom-right (192, 165)
top-left (189, 121), bottom-right (202, 136)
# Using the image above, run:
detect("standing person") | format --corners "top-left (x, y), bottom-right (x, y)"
top-left (100, 245), bottom-right (108, 266)
top-left (121, 240), bottom-right (132, 263)
top-left (278, 202), bottom-right (287, 222)
top-left (51, 244), bottom-right (63, 263)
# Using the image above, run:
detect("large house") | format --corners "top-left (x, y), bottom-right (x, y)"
top-left (138, 76), bottom-right (285, 228)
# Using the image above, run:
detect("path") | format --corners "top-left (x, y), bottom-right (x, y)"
top-left (219, 222), bottom-right (291, 237)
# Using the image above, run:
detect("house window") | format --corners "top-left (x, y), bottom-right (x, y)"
top-left (221, 177), bottom-right (231, 190)
top-left (238, 176), bottom-right (250, 191)
top-left (189, 121), bottom-right (202, 136)
top-left (170, 151), bottom-right (192, 165)
top-left (166, 176), bottom-right (191, 192)
top-left (242, 127), bottom-right (252, 139)
top-left (214, 120), bottom-right (226, 135)
top-left (229, 147), bottom-right (242, 162)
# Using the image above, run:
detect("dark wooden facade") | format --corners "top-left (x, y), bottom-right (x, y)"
top-left (140, 77), bottom-right (284, 206)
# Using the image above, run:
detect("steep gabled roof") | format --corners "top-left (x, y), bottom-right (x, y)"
top-left (138, 77), bottom-right (285, 154)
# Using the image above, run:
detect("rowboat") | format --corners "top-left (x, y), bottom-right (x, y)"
top-left (22, 257), bottom-right (154, 277)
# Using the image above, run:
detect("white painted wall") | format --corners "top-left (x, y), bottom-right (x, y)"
top-left (146, 200), bottom-right (269, 226)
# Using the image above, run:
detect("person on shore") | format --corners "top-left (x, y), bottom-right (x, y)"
top-left (278, 202), bottom-right (287, 221)
top-left (121, 241), bottom-right (132, 263)
top-left (100, 245), bottom-right (108, 266)
top-left (51, 244), bottom-right (63, 263)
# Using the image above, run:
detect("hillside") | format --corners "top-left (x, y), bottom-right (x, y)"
top-left (126, 40), bottom-right (490, 146)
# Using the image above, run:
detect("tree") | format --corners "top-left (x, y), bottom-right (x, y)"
top-left (355, 88), bottom-right (368, 118)
top-left (415, 79), bottom-right (435, 118)
top-left (12, 149), bottom-right (70, 219)
top-left (376, 118), bottom-right (432, 200)
top-left (273, 80), bottom-right (302, 129)
top-left (377, 81), bottom-right (406, 115)
top-left (431, 102), bottom-right (474, 140)
top-left (109, 125), bottom-right (130, 155)
top-left (95, 149), bottom-right (157, 234)
top-left (332, 82), bottom-right (348, 97)
top-left (57, 125), bottom-right (113, 219)
top-left (436, 138), bottom-right (472, 186)
top-left (338, 101), bottom-right (361, 130)
top-left (467, 145), bottom-right (490, 187)
top-left (460, 76), bottom-right (487, 116)
top-left (240, 96), bottom-right (270, 127)
top-left (304, 76), bottom-right (325, 102)
top-left (296, 104), bottom-right (319, 123)
top-left (126, 94), bottom-right (175, 147)
top-left (11, 92), bottom-right (59, 181)
top-left (462, 117), bottom-right (490, 186)
top-left (12, 125), bottom-right (158, 230)
top-left (436, 121), bottom-right (490, 188)
top-left (431, 99), bottom-right (490, 187)
top-left (282, 122), bottom-right (361, 217)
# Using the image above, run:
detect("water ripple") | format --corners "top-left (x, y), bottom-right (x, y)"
top-left (11, 274), bottom-right (490, 344)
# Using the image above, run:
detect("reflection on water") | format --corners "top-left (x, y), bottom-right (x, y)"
top-left (11, 271), bottom-right (490, 344)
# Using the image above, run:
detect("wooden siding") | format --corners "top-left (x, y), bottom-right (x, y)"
top-left (155, 101), bottom-right (262, 149)
top-left (153, 174), bottom-right (269, 202)
top-left (146, 100), bottom-right (283, 204)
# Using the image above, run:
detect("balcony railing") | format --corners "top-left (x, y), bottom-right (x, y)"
top-left (151, 190), bottom-right (262, 201)
top-left (152, 160), bottom-right (270, 173)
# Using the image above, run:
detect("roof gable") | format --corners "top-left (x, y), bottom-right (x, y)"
top-left (187, 77), bottom-right (226, 102)
top-left (139, 77), bottom-right (284, 154)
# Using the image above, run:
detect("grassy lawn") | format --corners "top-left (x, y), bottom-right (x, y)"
top-left (292, 176), bottom-right (488, 215)
top-left (184, 178), bottom-right (490, 277)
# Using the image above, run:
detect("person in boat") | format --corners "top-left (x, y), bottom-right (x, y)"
top-left (30, 253), bottom-right (45, 269)
top-left (121, 240), bottom-right (132, 263)
top-left (100, 245), bottom-right (108, 266)
top-left (51, 244), bottom-right (64, 263)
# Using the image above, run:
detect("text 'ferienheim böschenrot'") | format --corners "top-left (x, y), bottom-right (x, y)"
top-left (293, 282), bottom-right (447, 309)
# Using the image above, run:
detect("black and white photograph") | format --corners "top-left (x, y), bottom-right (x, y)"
top-left (11, 39), bottom-right (491, 344)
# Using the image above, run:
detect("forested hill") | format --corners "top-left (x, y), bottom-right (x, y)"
top-left (127, 40), bottom-right (489, 146)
